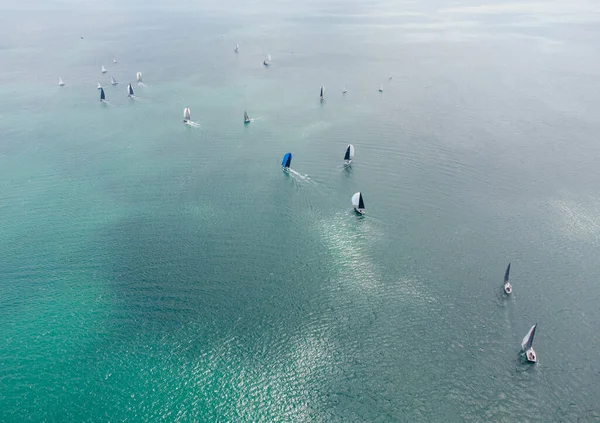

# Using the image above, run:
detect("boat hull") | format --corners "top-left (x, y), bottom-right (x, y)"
top-left (525, 348), bottom-right (537, 363)
top-left (354, 208), bottom-right (365, 215)
top-left (504, 283), bottom-right (512, 295)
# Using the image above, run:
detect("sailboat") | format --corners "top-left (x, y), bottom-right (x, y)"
top-left (183, 107), bottom-right (191, 123)
top-left (101, 65), bottom-right (107, 74)
top-left (244, 110), bottom-right (251, 124)
top-left (97, 82), bottom-right (102, 90)
top-left (352, 192), bottom-right (365, 215)
top-left (319, 86), bottom-right (325, 100)
top-left (127, 83), bottom-right (134, 97)
top-left (58, 77), bottom-right (65, 86)
top-left (110, 76), bottom-right (118, 86)
top-left (343, 87), bottom-right (347, 94)
top-left (282, 152), bottom-right (292, 170)
top-left (113, 58), bottom-right (117, 64)
top-left (100, 87), bottom-right (106, 102)
top-left (521, 324), bottom-right (538, 363)
top-left (378, 85), bottom-right (383, 92)
top-left (503, 263), bottom-right (512, 294)
top-left (136, 72), bottom-right (143, 83)
top-left (234, 43), bottom-right (239, 53)
top-left (344, 144), bottom-right (355, 164)
top-left (263, 54), bottom-right (271, 66)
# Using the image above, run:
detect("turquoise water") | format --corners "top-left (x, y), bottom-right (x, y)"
top-left (1, 0), bottom-right (600, 421)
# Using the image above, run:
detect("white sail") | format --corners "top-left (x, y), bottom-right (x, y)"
top-left (521, 324), bottom-right (537, 351)
top-left (235, 43), bottom-right (239, 52)
top-left (267, 54), bottom-right (271, 62)
top-left (110, 76), bottom-right (118, 85)
top-left (184, 108), bottom-right (191, 120)
top-left (101, 65), bottom-right (107, 73)
top-left (97, 82), bottom-right (102, 89)
top-left (113, 58), bottom-right (117, 63)
top-left (244, 110), bottom-right (249, 122)
top-left (58, 77), bottom-right (65, 86)
top-left (352, 192), bottom-right (361, 208)
top-left (136, 72), bottom-right (143, 82)
top-left (379, 85), bottom-right (383, 92)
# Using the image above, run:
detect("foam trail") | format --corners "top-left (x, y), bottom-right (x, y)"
top-left (288, 168), bottom-right (310, 180)
top-left (137, 82), bottom-right (147, 87)
top-left (185, 121), bottom-right (201, 127)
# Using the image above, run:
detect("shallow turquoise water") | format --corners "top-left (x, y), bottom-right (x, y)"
top-left (1, 0), bottom-right (600, 421)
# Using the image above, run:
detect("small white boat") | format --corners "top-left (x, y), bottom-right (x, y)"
top-left (101, 65), bottom-right (107, 74)
top-left (352, 192), bottom-right (365, 215)
top-left (343, 87), bottom-right (347, 94)
top-left (378, 86), bottom-right (383, 92)
top-left (503, 263), bottom-right (512, 294)
top-left (110, 76), bottom-right (118, 86)
top-left (58, 77), bottom-right (65, 86)
top-left (113, 58), bottom-right (117, 64)
top-left (234, 43), bottom-right (239, 53)
top-left (97, 82), bottom-right (102, 90)
top-left (344, 144), bottom-right (355, 164)
top-left (521, 324), bottom-right (538, 363)
top-left (183, 107), bottom-right (191, 123)
top-left (263, 54), bottom-right (271, 66)
top-left (136, 72), bottom-right (143, 83)
top-left (319, 85), bottom-right (324, 100)
top-left (244, 110), bottom-right (251, 124)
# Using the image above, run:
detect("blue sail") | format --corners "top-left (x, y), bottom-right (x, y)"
top-left (100, 88), bottom-right (105, 101)
top-left (128, 84), bottom-right (134, 96)
top-left (282, 153), bottom-right (292, 168)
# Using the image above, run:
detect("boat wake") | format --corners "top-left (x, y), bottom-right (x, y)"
top-left (185, 120), bottom-right (201, 128)
top-left (101, 100), bottom-right (112, 106)
top-left (137, 82), bottom-right (147, 88)
top-left (287, 168), bottom-right (310, 180)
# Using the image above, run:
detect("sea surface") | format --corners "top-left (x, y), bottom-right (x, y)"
top-left (1, 0), bottom-right (600, 421)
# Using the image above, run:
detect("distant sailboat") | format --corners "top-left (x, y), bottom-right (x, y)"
top-left (97, 82), bottom-right (102, 90)
top-left (58, 77), bottom-right (65, 86)
top-left (343, 87), bottom-right (347, 94)
top-left (378, 85), bottom-right (383, 92)
top-left (113, 58), bottom-right (117, 64)
top-left (234, 43), bottom-right (239, 53)
top-left (344, 144), bottom-right (355, 164)
top-left (183, 108), bottom-right (200, 127)
top-left (100, 87), bottom-right (106, 102)
top-left (244, 110), bottom-right (251, 124)
top-left (352, 192), bottom-right (365, 215)
top-left (282, 152), bottom-right (292, 170)
top-left (521, 324), bottom-right (538, 363)
top-left (101, 65), bottom-right (107, 74)
top-left (320, 86), bottom-right (324, 100)
top-left (503, 263), bottom-right (512, 294)
top-left (110, 76), bottom-right (118, 85)
top-left (136, 72), bottom-right (146, 87)
top-left (263, 54), bottom-right (271, 66)
top-left (127, 83), bottom-right (134, 97)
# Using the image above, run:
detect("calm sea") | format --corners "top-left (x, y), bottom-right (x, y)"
top-left (1, 0), bottom-right (599, 421)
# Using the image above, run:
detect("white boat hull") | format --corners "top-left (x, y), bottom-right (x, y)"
top-left (525, 348), bottom-right (536, 363)
top-left (504, 282), bottom-right (512, 295)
